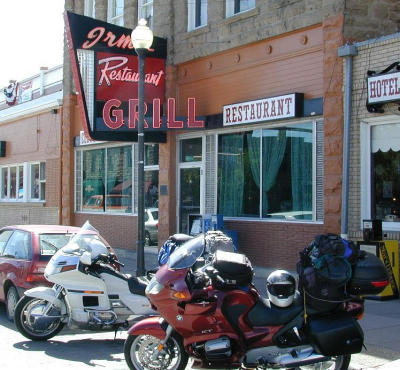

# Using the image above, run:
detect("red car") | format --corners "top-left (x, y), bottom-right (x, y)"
top-left (0, 224), bottom-right (116, 321)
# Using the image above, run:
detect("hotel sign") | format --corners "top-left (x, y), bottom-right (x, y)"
top-left (367, 71), bottom-right (400, 104)
top-left (223, 93), bottom-right (303, 126)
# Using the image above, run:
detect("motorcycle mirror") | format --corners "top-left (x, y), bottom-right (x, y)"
top-left (80, 251), bottom-right (92, 265)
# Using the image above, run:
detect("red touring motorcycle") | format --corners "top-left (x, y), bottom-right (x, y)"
top-left (124, 235), bottom-right (388, 370)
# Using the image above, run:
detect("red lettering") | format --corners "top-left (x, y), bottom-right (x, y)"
top-left (263, 101), bottom-right (269, 117)
top-left (232, 107), bottom-right (237, 122)
top-left (256, 103), bottom-right (262, 119)
top-left (250, 104), bottom-right (255, 120)
top-left (270, 101), bottom-right (276, 117)
top-left (167, 98), bottom-right (184, 128)
top-left (103, 99), bottom-right (124, 129)
top-left (277, 99), bottom-right (284, 116)
top-left (285, 97), bottom-right (292, 114)
top-left (225, 107), bottom-right (231, 123)
top-left (369, 81), bottom-right (376, 98)
top-left (244, 104), bottom-right (250, 120)
top-left (187, 98), bottom-right (204, 128)
top-left (128, 99), bottom-right (149, 129)
top-left (238, 106), bottom-right (243, 122)
top-left (82, 27), bottom-right (105, 49)
top-left (152, 98), bottom-right (162, 128)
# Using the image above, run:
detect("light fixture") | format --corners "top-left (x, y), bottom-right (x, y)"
top-left (131, 18), bottom-right (153, 51)
top-left (131, 19), bottom-right (154, 277)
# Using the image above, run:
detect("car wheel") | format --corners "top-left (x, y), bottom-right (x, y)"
top-left (6, 286), bottom-right (19, 322)
top-left (145, 231), bottom-right (151, 247)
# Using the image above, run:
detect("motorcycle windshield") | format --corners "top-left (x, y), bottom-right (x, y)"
top-left (59, 221), bottom-right (105, 257)
top-left (167, 234), bottom-right (205, 270)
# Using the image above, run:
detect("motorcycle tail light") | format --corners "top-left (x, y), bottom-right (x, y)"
top-left (371, 280), bottom-right (389, 288)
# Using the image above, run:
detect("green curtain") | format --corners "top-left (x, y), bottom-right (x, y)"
top-left (218, 134), bottom-right (244, 217)
top-left (291, 135), bottom-right (312, 212)
top-left (261, 129), bottom-right (287, 214)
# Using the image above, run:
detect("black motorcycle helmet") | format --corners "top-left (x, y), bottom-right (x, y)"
top-left (266, 270), bottom-right (296, 307)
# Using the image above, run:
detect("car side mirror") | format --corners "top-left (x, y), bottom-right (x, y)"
top-left (80, 251), bottom-right (92, 265)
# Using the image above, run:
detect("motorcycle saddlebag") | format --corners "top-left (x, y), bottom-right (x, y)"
top-left (348, 252), bottom-right (389, 295)
top-left (213, 250), bottom-right (253, 288)
top-left (308, 314), bottom-right (364, 356)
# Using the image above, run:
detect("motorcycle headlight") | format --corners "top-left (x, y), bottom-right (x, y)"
top-left (146, 277), bottom-right (164, 295)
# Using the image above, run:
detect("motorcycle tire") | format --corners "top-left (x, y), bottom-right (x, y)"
top-left (14, 296), bottom-right (65, 341)
top-left (288, 354), bottom-right (351, 370)
top-left (124, 332), bottom-right (188, 370)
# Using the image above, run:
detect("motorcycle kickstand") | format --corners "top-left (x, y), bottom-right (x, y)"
top-left (150, 325), bottom-right (174, 361)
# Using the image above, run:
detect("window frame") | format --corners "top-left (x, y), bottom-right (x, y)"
top-left (0, 162), bottom-right (44, 202)
top-left (177, 118), bottom-right (323, 224)
top-left (75, 143), bottom-right (159, 215)
top-left (84, 0), bottom-right (96, 18)
top-left (188, 0), bottom-right (208, 31)
top-left (361, 115), bottom-right (400, 231)
top-left (138, 0), bottom-right (153, 29)
top-left (107, 0), bottom-right (124, 26)
top-left (226, 0), bottom-right (255, 18)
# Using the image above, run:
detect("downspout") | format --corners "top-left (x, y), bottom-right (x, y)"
top-left (338, 44), bottom-right (358, 239)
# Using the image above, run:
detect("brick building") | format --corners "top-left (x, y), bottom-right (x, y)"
top-left (0, 66), bottom-right (63, 226)
top-left (345, 33), bottom-right (400, 241)
top-left (60, 0), bottom-right (399, 270)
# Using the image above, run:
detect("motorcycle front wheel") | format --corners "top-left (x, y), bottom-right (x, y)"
top-left (124, 333), bottom-right (188, 370)
top-left (288, 354), bottom-right (351, 370)
top-left (14, 296), bottom-right (65, 341)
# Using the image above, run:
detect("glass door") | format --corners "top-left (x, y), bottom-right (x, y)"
top-left (179, 167), bottom-right (201, 234)
top-left (178, 137), bottom-right (204, 234)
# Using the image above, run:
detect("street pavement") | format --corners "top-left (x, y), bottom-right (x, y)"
top-left (0, 246), bottom-right (398, 369)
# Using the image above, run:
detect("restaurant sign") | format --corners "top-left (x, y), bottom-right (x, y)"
top-left (65, 12), bottom-right (205, 142)
top-left (223, 93), bottom-right (303, 126)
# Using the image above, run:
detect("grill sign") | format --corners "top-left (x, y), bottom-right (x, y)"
top-left (65, 12), bottom-right (205, 142)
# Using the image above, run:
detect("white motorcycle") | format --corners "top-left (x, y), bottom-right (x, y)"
top-left (14, 222), bottom-right (155, 341)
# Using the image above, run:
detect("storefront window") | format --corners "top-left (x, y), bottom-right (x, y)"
top-left (371, 123), bottom-right (400, 222)
top-left (82, 148), bottom-right (106, 212)
top-left (145, 144), bottom-right (159, 166)
top-left (106, 146), bottom-right (132, 213)
top-left (218, 123), bottom-right (313, 220)
top-left (1, 168), bottom-right (7, 198)
top-left (180, 138), bottom-right (202, 162)
top-left (77, 144), bottom-right (158, 214)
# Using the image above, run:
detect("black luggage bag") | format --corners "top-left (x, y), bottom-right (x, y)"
top-left (348, 252), bottom-right (389, 295)
top-left (308, 314), bottom-right (364, 356)
top-left (213, 250), bottom-right (253, 289)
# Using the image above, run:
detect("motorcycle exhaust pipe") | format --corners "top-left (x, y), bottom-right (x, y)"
top-left (280, 353), bottom-right (329, 368)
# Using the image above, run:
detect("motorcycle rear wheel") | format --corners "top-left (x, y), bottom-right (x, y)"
top-left (288, 354), bottom-right (351, 370)
top-left (124, 333), bottom-right (188, 370)
top-left (14, 296), bottom-right (65, 341)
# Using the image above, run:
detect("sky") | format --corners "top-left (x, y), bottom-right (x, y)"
top-left (0, 0), bottom-right (65, 88)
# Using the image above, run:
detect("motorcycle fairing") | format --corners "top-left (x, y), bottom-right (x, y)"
top-left (24, 286), bottom-right (67, 315)
top-left (127, 316), bottom-right (167, 339)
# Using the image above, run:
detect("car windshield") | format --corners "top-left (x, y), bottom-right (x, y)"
top-left (167, 234), bottom-right (205, 270)
top-left (40, 234), bottom-right (74, 256)
top-left (151, 210), bottom-right (158, 220)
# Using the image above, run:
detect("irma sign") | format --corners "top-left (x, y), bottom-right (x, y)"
top-left (65, 12), bottom-right (204, 142)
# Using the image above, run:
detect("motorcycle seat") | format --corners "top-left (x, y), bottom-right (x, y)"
top-left (128, 276), bottom-right (147, 296)
top-left (247, 293), bottom-right (303, 327)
